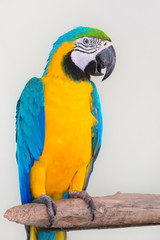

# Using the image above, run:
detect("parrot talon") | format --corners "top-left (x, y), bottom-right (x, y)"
top-left (33, 194), bottom-right (57, 227)
top-left (69, 190), bottom-right (96, 221)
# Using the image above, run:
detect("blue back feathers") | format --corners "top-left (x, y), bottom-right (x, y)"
top-left (16, 77), bottom-right (45, 204)
top-left (83, 81), bottom-right (103, 189)
top-left (91, 81), bottom-right (103, 158)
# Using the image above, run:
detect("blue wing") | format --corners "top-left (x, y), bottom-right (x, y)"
top-left (16, 77), bottom-right (45, 204)
top-left (83, 81), bottom-right (103, 190)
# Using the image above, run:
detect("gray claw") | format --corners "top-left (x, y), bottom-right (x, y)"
top-left (33, 194), bottom-right (57, 227)
top-left (87, 198), bottom-right (96, 221)
top-left (69, 190), bottom-right (96, 221)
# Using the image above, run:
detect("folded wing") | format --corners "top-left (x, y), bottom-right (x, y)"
top-left (16, 77), bottom-right (45, 204)
top-left (83, 81), bottom-right (103, 190)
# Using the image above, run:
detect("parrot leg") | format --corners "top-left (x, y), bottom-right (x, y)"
top-left (33, 194), bottom-right (57, 227)
top-left (69, 190), bottom-right (96, 220)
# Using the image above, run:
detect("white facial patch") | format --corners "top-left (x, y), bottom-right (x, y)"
top-left (71, 37), bottom-right (112, 71)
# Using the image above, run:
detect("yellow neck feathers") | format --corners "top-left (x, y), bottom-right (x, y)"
top-left (44, 42), bottom-right (74, 79)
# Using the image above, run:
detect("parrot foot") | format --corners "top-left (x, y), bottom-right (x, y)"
top-left (69, 190), bottom-right (96, 221)
top-left (33, 194), bottom-right (57, 227)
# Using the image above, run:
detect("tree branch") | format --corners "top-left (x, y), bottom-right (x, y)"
top-left (4, 192), bottom-right (160, 231)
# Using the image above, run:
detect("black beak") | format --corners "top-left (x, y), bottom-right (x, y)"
top-left (84, 45), bottom-right (116, 81)
top-left (96, 45), bottom-right (116, 81)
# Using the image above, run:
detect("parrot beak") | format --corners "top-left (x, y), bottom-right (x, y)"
top-left (84, 45), bottom-right (116, 81)
top-left (96, 45), bottom-right (116, 81)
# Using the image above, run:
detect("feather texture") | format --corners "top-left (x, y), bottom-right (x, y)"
top-left (16, 77), bottom-right (45, 204)
top-left (83, 81), bottom-right (103, 190)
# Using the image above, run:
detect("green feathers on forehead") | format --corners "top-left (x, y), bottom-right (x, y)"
top-left (59, 26), bottom-right (111, 43)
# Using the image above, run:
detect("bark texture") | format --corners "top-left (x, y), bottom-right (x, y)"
top-left (4, 192), bottom-right (160, 231)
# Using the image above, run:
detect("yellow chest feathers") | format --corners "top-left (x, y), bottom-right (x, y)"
top-left (41, 76), bottom-right (96, 160)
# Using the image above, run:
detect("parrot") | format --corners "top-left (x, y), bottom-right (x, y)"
top-left (16, 26), bottom-right (116, 240)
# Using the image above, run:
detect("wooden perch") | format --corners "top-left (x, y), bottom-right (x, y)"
top-left (4, 192), bottom-right (160, 231)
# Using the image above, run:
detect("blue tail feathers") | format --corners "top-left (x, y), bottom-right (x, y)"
top-left (38, 232), bottom-right (56, 240)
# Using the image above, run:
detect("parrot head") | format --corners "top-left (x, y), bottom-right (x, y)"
top-left (43, 26), bottom-right (116, 81)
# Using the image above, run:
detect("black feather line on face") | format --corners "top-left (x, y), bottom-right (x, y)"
top-left (62, 51), bottom-right (90, 81)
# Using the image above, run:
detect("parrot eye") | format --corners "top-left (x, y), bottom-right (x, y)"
top-left (83, 38), bottom-right (89, 45)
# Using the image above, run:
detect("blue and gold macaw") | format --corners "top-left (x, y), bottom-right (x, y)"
top-left (16, 27), bottom-right (116, 240)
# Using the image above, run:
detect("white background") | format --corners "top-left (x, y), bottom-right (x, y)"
top-left (1, 0), bottom-right (160, 239)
